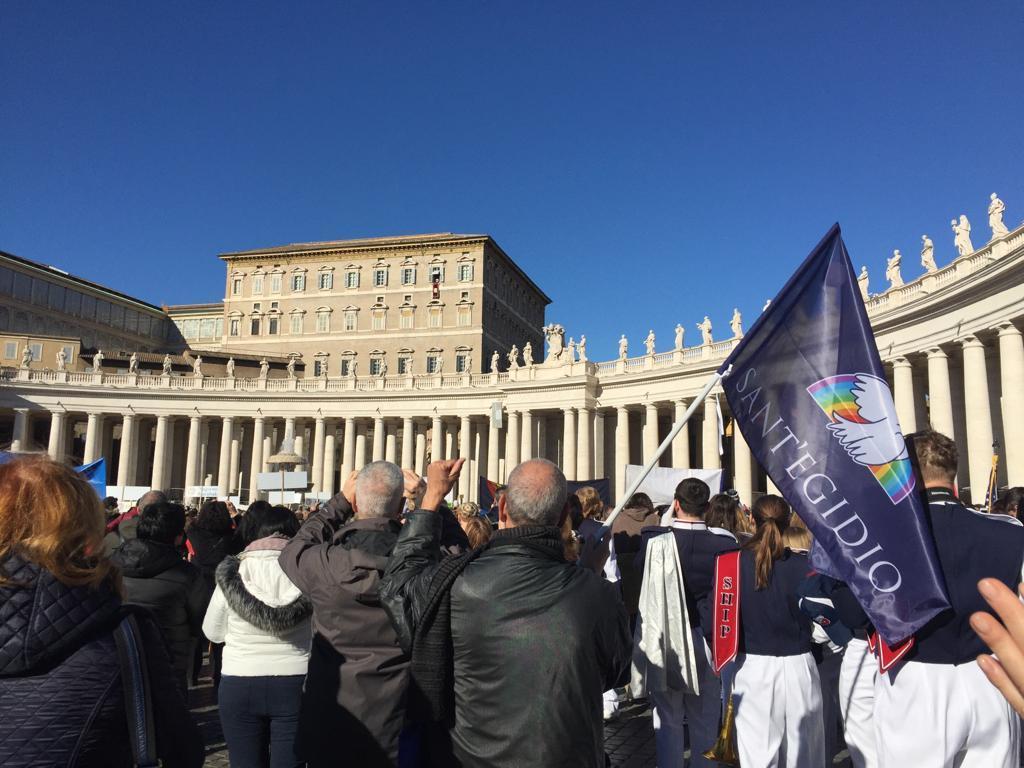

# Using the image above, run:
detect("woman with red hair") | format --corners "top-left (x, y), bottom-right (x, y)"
top-left (0, 454), bottom-right (203, 767)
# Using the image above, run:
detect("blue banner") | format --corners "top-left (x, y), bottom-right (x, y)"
top-left (74, 458), bottom-right (107, 499)
top-left (718, 224), bottom-right (948, 644)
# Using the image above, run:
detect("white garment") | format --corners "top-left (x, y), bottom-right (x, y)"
top-left (631, 532), bottom-right (699, 696)
top-left (202, 549), bottom-right (312, 677)
top-left (732, 653), bottom-right (824, 768)
top-left (651, 633), bottom-right (721, 768)
top-left (839, 638), bottom-right (877, 768)
top-left (874, 658), bottom-right (1020, 768)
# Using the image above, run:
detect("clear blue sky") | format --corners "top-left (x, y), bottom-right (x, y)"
top-left (3, 1), bottom-right (1022, 359)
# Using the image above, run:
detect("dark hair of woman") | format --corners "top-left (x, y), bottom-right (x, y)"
top-left (236, 500), bottom-right (273, 545)
top-left (193, 500), bottom-right (233, 535)
top-left (705, 493), bottom-right (741, 534)
top-left (253, 506), bottom-right (301, 540)
top-left (567, 494), bottom-right (584, 531)
top-left (742, 494), bottom-right (792, 590)
top-left (625, 492), bottom-right (654, 513)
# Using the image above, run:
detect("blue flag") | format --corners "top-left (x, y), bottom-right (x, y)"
top-left (74, 458), bottom-right (107, 499)
top-left (719, 224), bottom-right (948, 644)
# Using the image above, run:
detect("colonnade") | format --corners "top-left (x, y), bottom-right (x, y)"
top-left (10, 398), bottom-right (744, 506)
top-left (888, 324), bottom-right (1024, 498)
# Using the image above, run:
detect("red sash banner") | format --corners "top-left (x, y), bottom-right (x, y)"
top-left (711, 550), bottom-right (742, 673)
top-left (867, 631), bottom-right (915, 674)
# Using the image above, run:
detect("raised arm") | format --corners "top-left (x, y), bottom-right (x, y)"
top-left (380, 459), bottom-right (464, 652)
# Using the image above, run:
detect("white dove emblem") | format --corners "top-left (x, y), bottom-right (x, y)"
top-left (825, 374), bottom-right (908, 467)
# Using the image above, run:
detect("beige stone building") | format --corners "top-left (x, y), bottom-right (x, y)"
top-left (1, 205), bottom-right (1022, 509)
top-left (168, 233), bottom-right (549, 377)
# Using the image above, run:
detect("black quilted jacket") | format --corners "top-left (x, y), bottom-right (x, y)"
top-left (0, 555), bottom-right (204, 767)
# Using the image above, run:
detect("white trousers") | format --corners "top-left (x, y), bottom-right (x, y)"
top-left (875, 658), bottom-right (1020, 768)
top-left (839, 638), bottom-right (877, 768)
top-left (732, 652), bottom-right (824, 768)
top-left (650, 632), bottom-right (721, 768)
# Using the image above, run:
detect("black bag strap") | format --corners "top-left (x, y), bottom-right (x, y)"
top-left (113, 614), bottom-right (160, 768)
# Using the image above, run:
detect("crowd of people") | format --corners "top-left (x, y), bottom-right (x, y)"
top-left (1, 429), bottom-right (1024, 767)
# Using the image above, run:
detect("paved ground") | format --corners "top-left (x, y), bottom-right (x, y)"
top-left (190, 663), bottom-right (852, 767)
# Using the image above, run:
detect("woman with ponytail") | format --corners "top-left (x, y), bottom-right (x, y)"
top-left (715, 494), bottom-right (824, 768)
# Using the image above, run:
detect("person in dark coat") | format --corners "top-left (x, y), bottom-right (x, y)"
top-left (381, 458), bottom-right (632, 768)
top-left (279, 462), bottom-right (466, 767)
top-left (112, 501), bottom-right (208, 695)
top-left (185, 499), bottom-right (243, 686)
top-left (186, 500), bottom-right (243, 593)
top-left (0, 454), bottom-right (203, 768)
top-left (611, 492), bottom-right (661, 622)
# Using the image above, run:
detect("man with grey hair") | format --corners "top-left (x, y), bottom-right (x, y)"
top-left (381, 458), bottom-right (631, 767)
top-left (280, 461), bottom-right (467, 767)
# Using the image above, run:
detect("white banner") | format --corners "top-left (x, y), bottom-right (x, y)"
top-left (624, 465), bottom-right (724, 507)
top-left (186, 485), bottom-right (220, 498)
top-left (257, 471), bottom-right (309, 491)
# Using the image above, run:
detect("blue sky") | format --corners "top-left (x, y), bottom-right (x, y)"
top-left (3, 1), bottom-right (1022, 359)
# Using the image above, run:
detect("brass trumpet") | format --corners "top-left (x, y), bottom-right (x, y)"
top-left (703, 692), bottom-right (739, 765)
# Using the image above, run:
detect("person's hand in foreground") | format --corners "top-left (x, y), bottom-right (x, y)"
top-left (971, 578), bottom-right (1024, 717)
top-left (421, 459), bottom-right (465, 511)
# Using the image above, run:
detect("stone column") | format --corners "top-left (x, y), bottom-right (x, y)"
top-left (702, 398), bottom-right (721, 469)
top-left (371, 417), bottom-right (385, 462)
top-left (83, 412), bottom-right (103, 463)
top-left (185, 415), bottom-right (202, 501)
top-left (431, 415), bottom-right (443, 462)
top-left (505, 411), bottom-right (521, 473)
top-left (415, 428), bottom-right (427, 476)
top-left (892, 357), bottom-right (917, 433)
top-left (151, 415), bottom-right (171, 491)
top-left (459, 415), bottom-right (472, 499)
top-left (577, 407), bottom-right (593, 480)
top-left (262, 434), bottom-right (273, 473)
top-left (342, 417), bottom-right (356, 479)
top-left (520, 410), bottom-right (534, 461)
top-left (401, 417), bottom-right (414, 469)
top-left (562, 408), bottom-right (578, 481)
top-left (311, 416), bottom-right (326, 493)
top-left (733, 420), bottom-right (754, 505)
top-left (229, 423), bottom-right (243, 496)
top-left (926, 348), bottom-right (955, 438)
top-left (961, 336), bottom-right (994, 503)
top-left (385, 424), bottom-right (397, 464)
top-left (323, 424), bottom-right (337, 497)
top-left (354, 422), bottom-right (367, 471)
top-left (284, 416), bottom-right (296, 443)
top-left (117, 413), bottom-right (136, 488)
top-left (998, 323), bottom-right (1024, 485)
top-left (672, 399), bottom-right (691, 469)
top-left (47, 411), bottom-right (67, 461)
top-left (11, 408), bottom-right (30, 453)
top-left (217, 416), bottom-right (234, 498)
top-left (249, 415), bottom-right (265, 502)
top-left (293, 420), bottom-right (305, 462)
top-left (445, 422), bottom-right (456, 460)
top-left (487, 414), bottom-right (501, 482)
top-left (536, 416), bottom-right (547, 461)
top-left (615, 406), bottom-right (630, 500)
top-left (594, 410), bottom-right (606, 481)
top-left (643, 403), bottom-right (659, 465)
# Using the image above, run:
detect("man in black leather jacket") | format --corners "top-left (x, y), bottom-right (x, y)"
top-left (381, 458), bottom-right (631, 768)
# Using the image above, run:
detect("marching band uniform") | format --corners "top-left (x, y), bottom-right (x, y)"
top-left (724, 546), bottom-right (824, 768)
top-left (873, 487), bottom-right (1024, 768)
top-left (637, 494), bottom-right (737, 767)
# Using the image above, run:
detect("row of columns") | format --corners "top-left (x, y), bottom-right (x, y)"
top-left (889, 325), bottom-right (1024, 497)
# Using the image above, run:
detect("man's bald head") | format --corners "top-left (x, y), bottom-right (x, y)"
top-left (503, 459), bottom-right (567, 527)
top-left (137, 489), bottom-right (168, 512)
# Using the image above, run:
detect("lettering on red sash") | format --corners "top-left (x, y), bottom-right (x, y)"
top-left (711, 550), bottom-right (742, 673)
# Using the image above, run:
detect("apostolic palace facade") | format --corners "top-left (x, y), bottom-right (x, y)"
top-left (1, 199), bottom-right (1022, 508)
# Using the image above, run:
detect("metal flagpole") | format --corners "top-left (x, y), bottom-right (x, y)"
top-left (599, 365), bottom-right (732, 535)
